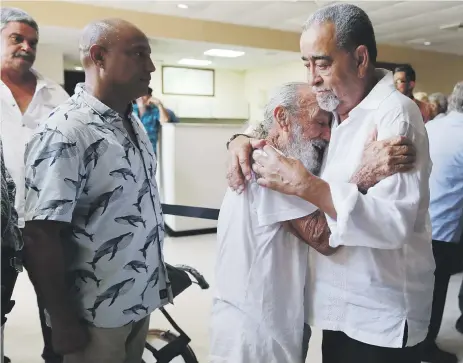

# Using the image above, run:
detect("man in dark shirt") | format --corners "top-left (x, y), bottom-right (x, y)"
top-left (132, 87), bottom-right (178, 155)
top-left (1, 139), bottom-right (23, 363)
top-left (393, 64), bottom-right (433, 123)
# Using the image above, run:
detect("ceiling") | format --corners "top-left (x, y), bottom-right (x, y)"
top-left (39, 26), bottom-right (301, 71)
top-left (61, 0), bottom-right (463, 56)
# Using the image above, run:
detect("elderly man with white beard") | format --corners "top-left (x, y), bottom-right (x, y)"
top-left (210, 82), bottom-right (413, 363)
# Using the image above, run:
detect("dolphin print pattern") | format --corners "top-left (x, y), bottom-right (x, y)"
top-left (23, 83), bottom-right (170, 328)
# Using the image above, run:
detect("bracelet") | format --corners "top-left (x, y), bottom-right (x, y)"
top-left (226, 133), bottom-right (251, 150)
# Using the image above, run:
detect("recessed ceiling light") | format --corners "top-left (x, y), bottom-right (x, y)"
top-left (178, 58), bottom-right (212, 66)
top-left (177, 4), bottom-right (188, 9)
top-left (74, 66), bottom-right (83, 71)
top-left (424, 41), bottom-right (431, 46)
top-left (204, 49), bottom-right (245, 58)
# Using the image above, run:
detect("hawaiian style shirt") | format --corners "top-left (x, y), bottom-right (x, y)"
top-left (1, 139), bottom-right (23, 257)
top-left (24, 84), bottom-right (171, 328)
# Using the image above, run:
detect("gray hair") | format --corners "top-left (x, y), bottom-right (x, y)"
top-left (448, 81), bottom-right (463, 113)
top-left (428, 92), bottom-right (448, 114)
top-left (0, 7), bottom-right (39, 33)
top-left (79, 20), bottom-right (115, 58)
top-left (254, 82), bottom-right (307, 139)
top-left (303, 3), bottom-right (377, 63)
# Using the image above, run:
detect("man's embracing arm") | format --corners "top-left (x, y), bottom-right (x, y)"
top-left (288, 132), bottom-right (416, 255)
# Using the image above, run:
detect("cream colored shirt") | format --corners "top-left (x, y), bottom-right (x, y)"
top-left (309, 69), bottom-right (435, 348)
top-left (0, 70), bottom-right (70, 227)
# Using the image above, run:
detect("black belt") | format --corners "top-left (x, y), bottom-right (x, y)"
top-left (161, 204), bottom-right (220, 221)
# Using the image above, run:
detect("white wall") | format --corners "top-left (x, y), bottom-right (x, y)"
top-left (244, 61), bottom-right (306, 125)
top-left (150, 66), bottom-right (249, 120)
top-left (33, 44), bottom-right (65, 85)
top-left (158, 123), bottom-right (244, 232)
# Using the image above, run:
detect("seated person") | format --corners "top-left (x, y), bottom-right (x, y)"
top-left (133, 87), bottom-right (178, 155)
top-left (210, 82), bottom-right (411, 363)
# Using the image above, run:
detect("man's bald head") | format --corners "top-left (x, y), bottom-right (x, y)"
top-left (78, 18), bottom-right (155, 106)
top-left (79, 18), bottom-right (146, 67)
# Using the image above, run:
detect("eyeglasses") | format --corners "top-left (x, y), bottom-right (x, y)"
top-left (395, 79), bottom-right (408, 85)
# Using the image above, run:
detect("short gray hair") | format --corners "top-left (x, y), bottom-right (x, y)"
top-left (0, 7), bottom-right (39, 33)
top-left (303, 3), bottom-right (377, 63)
top-left (428, 92), bottom-right (448, 113)
top-left (448, 81), bottom-right (463, 113)
top-left (255, 82), bottom-right (307, 139)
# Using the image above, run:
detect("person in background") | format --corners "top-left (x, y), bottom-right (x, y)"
top-left (1, 139), bottom-right (24, 363)
top-left (424, 81), bottom-right (463, 363)
top-left (22, 18), bottom-right (169, 363)
top-left (133, 87), bottom-right (178, 156)
top-left (0, 7), bottom-right (70, 363)
top-left (394, 64), bottom-right (433, 123)
top-left (414, 91), bottom-right (429, 103)
top-left (428, 92), bottom-right (448, 120)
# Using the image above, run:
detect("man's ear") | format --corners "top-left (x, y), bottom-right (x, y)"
top-left (409, 80), bottom-right (416, 90)
top-left (273, 106), bottom-right (290, 131)
top-left (354, 45), bottom-right (369, 78)
top-left (89, 44), bottom-right (105, 68)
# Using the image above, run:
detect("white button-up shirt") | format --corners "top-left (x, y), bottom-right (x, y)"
top-left (0, 70), bottom-right (70, 227)
top-left (309, 69), bottom-right (435, 348)
top-left (426, 111), bottom-right (463, 242)
top-left (212, 180), bottom-right (316, 363)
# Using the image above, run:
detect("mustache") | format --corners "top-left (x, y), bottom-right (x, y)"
top-left (312, 87), bottom-right (332, 93)
top-left (13, 52), bottom-right (35, 61)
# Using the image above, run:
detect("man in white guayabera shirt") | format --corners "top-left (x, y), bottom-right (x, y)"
top-left (211, 82), bottom-right (417, 363)
top-left (0, 7), bottom-right (70, 363)
top-left (248, 4), bottom-right (434, 363)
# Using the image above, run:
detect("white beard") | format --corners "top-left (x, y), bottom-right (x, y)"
top-left (315, 92), bottom-right (341, 112)
top-left (281, 123), bottom-right (327, 176)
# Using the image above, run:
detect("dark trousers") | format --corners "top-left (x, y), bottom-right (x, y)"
top-left (424, 240), bottom-right (462, 347)
top-left (459, 277), bottom-right (463, 314)
top-left (302, 323), bottom-right (311, 362)
top-left (20, 223), bottom-right (63, 363)
top-left (1, 249), bottom-right (18, 326)
top-left (322, 328), bottom-right (421, 363)
top-left (37, 295), bottom-right (63, 363)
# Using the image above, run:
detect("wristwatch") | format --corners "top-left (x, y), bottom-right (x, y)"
top-left (226, 133), bottom-right (251, 150)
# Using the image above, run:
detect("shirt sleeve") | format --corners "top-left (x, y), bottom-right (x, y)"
top-left (252, 183), bottom-right (318, 227)
top-left (326, 102), bottom-right (431, 249)
top-left (24, 123), bottom-right (87, 224)
top-left (167, 109), bottom-right (179, 123)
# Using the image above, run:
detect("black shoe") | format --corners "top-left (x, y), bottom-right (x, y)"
top-left (456, 315), bottom-right (463, 334)
top-left (422, 343), bottom-right (458, 363)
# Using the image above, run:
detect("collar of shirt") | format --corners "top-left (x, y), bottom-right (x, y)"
top-left (0, 68), bottom-right (58, 95)
top-left (329, 69), bottom-right (394, 130)
top-left (74, 83), bottom-right (134, 125)
top-left (347, 69), bottom-right (395, 116)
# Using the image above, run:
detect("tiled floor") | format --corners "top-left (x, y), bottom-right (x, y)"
top-left (4, 234), bottom-right (463, 363)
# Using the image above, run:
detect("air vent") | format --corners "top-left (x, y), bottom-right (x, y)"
top-left (440, 22), bottom-right (463, 31)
